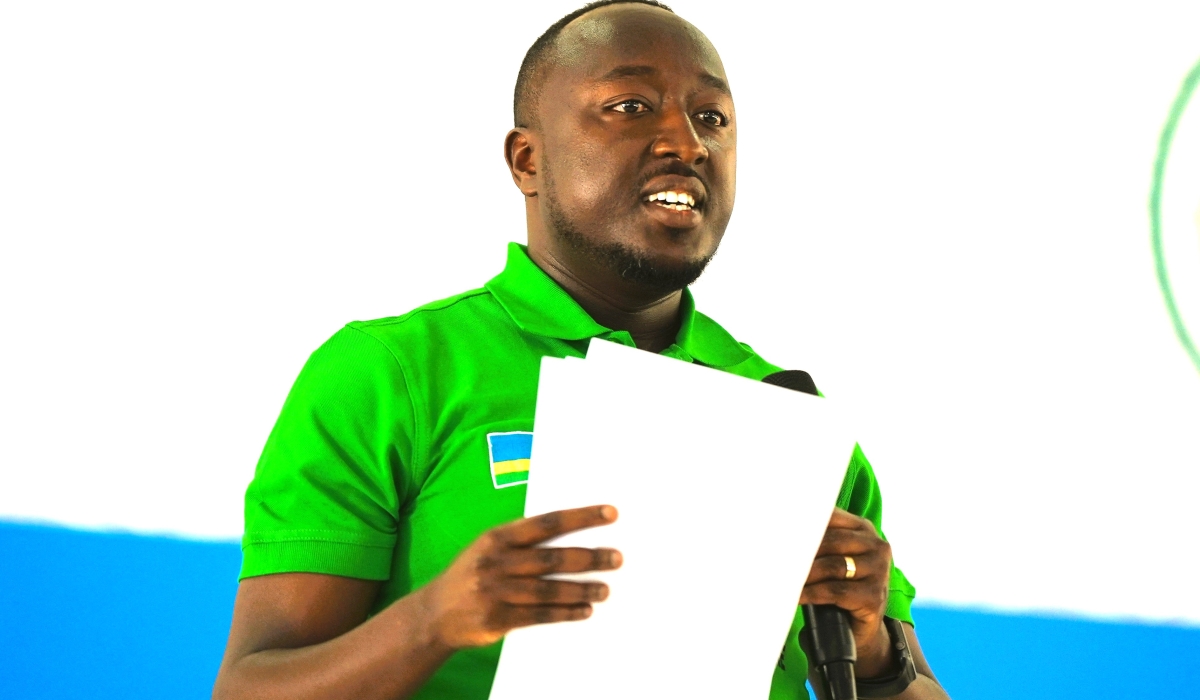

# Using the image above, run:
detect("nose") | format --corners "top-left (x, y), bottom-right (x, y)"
top-left (651, 103), bottom-right (708, 166)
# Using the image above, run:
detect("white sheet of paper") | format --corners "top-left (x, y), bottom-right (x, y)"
top-left (488, 340), bottom-right (856, 700)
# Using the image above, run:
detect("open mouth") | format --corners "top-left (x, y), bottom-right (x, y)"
top-left (644, 190), bottom-right (698, 212)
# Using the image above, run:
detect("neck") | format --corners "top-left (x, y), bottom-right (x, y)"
top-left (527, 245), bottom-right (683, 354)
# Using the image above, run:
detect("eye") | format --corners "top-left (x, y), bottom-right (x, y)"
top-left (611, 99), bottom-right (650, 114)
top-left (695, 109), bottom-right (728, 127)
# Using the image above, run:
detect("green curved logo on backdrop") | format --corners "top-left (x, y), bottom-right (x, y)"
top-left (1150, 57), bottom-right (1200, 376)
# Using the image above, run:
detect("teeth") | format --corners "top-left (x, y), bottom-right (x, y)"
top-left (645, 191), bottom-right (697, 208)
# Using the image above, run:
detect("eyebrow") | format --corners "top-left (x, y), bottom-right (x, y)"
top-left (596, 64), bottom-right (730, 94)
top-left (597, 64), bottom-right (657, 81)
top-left (698, 73), bottom-right (730, 94)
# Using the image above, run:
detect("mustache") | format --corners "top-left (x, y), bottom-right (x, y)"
top-left (637, 161), bottom-right (709, 194)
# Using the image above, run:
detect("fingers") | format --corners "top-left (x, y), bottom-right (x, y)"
top-left (827, 507), bottom-right (876, 532)
top-left (458, 506), bottom-right (618, 642)
top-left (500, 546), bottom-right (623, 576)
top-left (491, 577), bottom-right (610, 605)
top-left (434, 509), bottom-right (621, 649)
top-left (800, 579), bottom-right (888, 623)
top-left (495, 505), bottom-right (618, 547)
top-left (801, 579), bottom-right (858, 605)
top-left (492, 602), bottom-right (595, 630)
top-left (814, 527), bottom-right (890, 557)
top-left (806, 553), bottom-right (890, 585)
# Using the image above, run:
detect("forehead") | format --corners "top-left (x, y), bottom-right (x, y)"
top-left (550, 5), bottom-right (727, 89)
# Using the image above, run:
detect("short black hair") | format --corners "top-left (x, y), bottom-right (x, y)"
top-left (513, 0), bottom-right (674, 129)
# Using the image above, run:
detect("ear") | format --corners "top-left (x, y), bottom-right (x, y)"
top-left (504, 128), bottom-right (539, 197)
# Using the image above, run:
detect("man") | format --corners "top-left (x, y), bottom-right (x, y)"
top-left (213, 2), bottom-right (949, 699)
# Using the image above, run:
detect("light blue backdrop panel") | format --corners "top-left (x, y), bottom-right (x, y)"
top-left (2, 520), bottom-right (1198, 699)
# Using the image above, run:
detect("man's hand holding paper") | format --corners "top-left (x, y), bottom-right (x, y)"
top-left (421, 506), bottom-right (622, 650)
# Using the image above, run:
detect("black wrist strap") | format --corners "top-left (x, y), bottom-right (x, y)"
top-left (856, 617), bottom-right (918, 698)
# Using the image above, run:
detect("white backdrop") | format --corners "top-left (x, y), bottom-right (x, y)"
top-left (2, 1), bottom-right (1199, 624)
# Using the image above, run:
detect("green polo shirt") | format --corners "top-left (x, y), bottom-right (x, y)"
top-left (241, 242), bottom-right (916, 699)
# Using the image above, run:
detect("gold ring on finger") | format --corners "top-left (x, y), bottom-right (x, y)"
top-left (844, 556), bottom-right (857, 579)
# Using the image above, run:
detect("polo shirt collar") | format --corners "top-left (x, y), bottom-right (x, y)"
top-left (486, 243), bottom-right (608, 341)
top-left (673, 289), bottom-right (754, 369)
top-left (486, 242), bottom-right (753, 369)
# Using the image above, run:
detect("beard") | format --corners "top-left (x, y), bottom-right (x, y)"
top-left (543, 182), bottom-right (715, 294)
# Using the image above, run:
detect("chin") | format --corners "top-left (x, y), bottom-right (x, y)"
top-left (616, 234), bottom-right (719, 290)
top-left (550, 201), bottom-right (722, 289)
top-left (639, 226), bottom-right (720, 261)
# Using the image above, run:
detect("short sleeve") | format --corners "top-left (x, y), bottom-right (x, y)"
top-left (239, 325), bottom-right (420, 581)
top-left (835, 444), bottom-right (916, 622)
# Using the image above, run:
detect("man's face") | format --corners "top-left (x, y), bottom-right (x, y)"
top-left (534, 6), bottom-right (736, 289)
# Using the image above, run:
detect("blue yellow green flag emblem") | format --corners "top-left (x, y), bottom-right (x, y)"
top-left (487, 431), bottom-right (532, 488)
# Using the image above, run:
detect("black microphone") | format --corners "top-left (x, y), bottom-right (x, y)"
top-left (762, 370), bottom-right (857, 700)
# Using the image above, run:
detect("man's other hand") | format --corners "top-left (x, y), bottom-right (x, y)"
top-left (800, 507), bottom-right (895, 678)
top-left (420, 504), bottom-right (622, 650)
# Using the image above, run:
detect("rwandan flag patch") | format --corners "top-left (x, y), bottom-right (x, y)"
top-left (487, 431), bottom-right (532, 489)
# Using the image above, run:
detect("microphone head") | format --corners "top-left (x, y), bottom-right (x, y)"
top-left (761, 370), bottom-right (819, 396)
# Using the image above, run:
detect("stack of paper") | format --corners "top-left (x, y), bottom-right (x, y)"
top-left (488, 339), bottom-right (856, 700)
